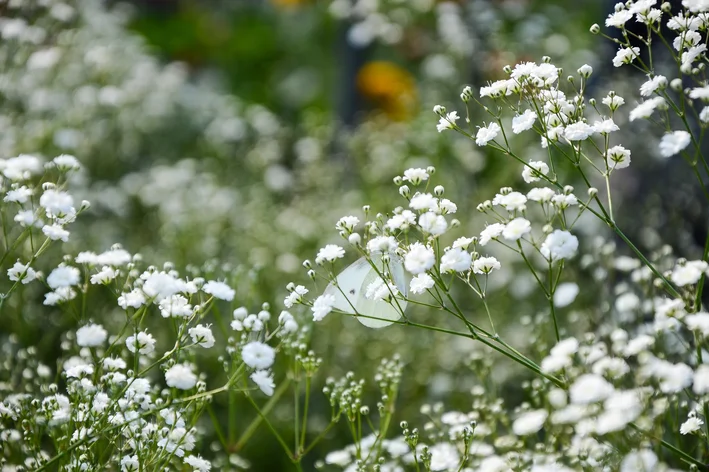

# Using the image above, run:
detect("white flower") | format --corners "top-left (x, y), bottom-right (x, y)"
top-left (96, 249), bottom-right (132, 266)
top-left (76, 324), bottom-right (108, 347)
top-left (47, 265), bottom-right (80, 289)
top-left (284, 285), bottom-right (308, 308)
top-left (659, 130), bottom-right (691, 157)
top-left (44, 287), bottom-right (76, 305)
top-left (316, 244), bottom-right (345, 264)
top-left (607, 145), bottom-right (631, 170)
top-left (569, 374), bottom-right (614, 404)
top-left (126, 331), bottom-right (156, 355)
top-left (184, 455), bottom-right (212, 472)
top-left (640, 75), bottom-right (666, 96)
top-left (440, 248), bottom-right (472, 273)
top-left (475, 122), bottom-right (501, 146)
top-left (502, 218), bottom-right (531, 241)
top-left (242, 341), bottom-right (276, 370)
top-left (7, 260), bottom-right (36, 284)
top-left (403, 168), bottom-right (429, 184)
top-left (605, 9), bottom-right (633, 28)
top-left (141, 271), bottom-right (185, 301)
top-left (521, 161), bottom-right (549, 183)
top-left (701, 106), bottom-right (709, 123)
top-left (564, 121), bottom-right (595, 141)
top-left (553, 283), bottom-right (579, 307)
top-left (671, 260), bottom-right (708, 286)
top-left (121, 454), bottom-right (140, 472)
top-left (512, 409), bottom-right (548, 436)
top-left (404, 242), bottom-right (435, 274)
top-left (436, 111), bottom-right (459, 133)
top-left (541, 230), bottom-right (579, 261)
top-left (493, 191), bottom-right (527, 211)
top-left (684, 0), bottom-right (709, 12)
top-left (473, 256), bottom-right (501, 274)
top-left (14, 209), bottom-right (37, 227)
top-left (159, 294), bottom-right (193, 318)
top-left (410, 273), bottom-right (435, 294)
top-left (512, 110), bottom-right (536, 134)
top-left (629, 96), bottom-right (666, 121)
top-left (694, 364), bottom-right (709, 394)
top-left (592, 118), bottom-right (619, 134)
top-left (367, 236), bottom-right (398, 254)
top-left (336, 215), bottom-right (359, 232)
top-left (479, 223), bottom-right (505, 246)
top-left (312, 294), bottom-right (336, 321)
top-left (250, 370), bottom-right (275, 396)
top-left (90, 266), bottom-right (116, 285)
top-left (612, 46), bottom-right (640, 67)
top-left (680, 414), bottom-right (704, 435)
top-left (118, 289), bottom-right (146, 309)
top-left (189, 325), bottom-right (215, 348)
top-left (386, 210), bottom-right (417, 231)
top-left (202, 280), bottom-right (235, 301)
top-left (165, 364), bottom-right (197, 390)
top-left (602, 94), bottom-right (625, 110)
top-left (620, 450), bottom-right (657, 472)
top-left (439, 198), bottom-right (457, 214)
top-left (42, 224), bottom-right (70, 241)
top-left (2, 154), bottom-right (43, 180)
top-left (53, 154), bottom-right (81, 170)
top-left (409, 193), bottom-right (438, 211)
top-left (526, 187), bottom-right (555, 203)
top-left (40, 189), bottom-right (75, 218)
top-left (418, 212), bottom-right (447, 235)
top-left (429, 443), bottom-right (460, 471)
top-left (4, 185), bottom-right (33, 203)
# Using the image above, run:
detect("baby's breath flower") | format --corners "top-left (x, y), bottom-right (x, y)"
top-left (312, 294), bottom-right (336, 322)
top-left (189, 324), bottom-right (215, 348)
top-left (242, 341), bottom-right (276, 370)
top-left (202, 280), bottom-right (235, 301)
top-left (659, 130), bottom-right (692, 157)
top-left (410, 273), bottom-right (435, 294)
top-left (76, 323), bottom-right (108, 347)
top-left (165, 364), bottom-right (198, 390)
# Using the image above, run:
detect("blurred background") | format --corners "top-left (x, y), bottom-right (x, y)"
top-left (9, 0), bottom-right (706, 470)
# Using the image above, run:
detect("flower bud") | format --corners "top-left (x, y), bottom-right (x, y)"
top-left (670, 78), bottom-right (683, 91)
top-left (393, 175), bottom-right (403, 185)
top-left (588, 187), bottom-right (598, 197)
top-left (434, 185), bottom-right (444, 196)
top-left (590, 23), bottom-right (600, 34)
top-left (348, 233), bottom-right (361, 245)
top-left (399, 185), bottom-right (410, 197)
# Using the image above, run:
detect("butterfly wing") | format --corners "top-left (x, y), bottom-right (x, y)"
top-left (323, 256), bottom-right (372, 314)
top-left (325, 254), bottom-right (408, 329)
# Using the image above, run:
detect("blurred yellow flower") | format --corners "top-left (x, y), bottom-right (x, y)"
top-left (356, 61), bottom-right (417, 121)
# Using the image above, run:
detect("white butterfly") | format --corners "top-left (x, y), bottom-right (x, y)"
top-left (323, 253), bottom-right (408, 328)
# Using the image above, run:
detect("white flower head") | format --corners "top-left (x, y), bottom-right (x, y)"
top-left (250, 370), bottom-right (275, 396)
top-left (242, 341), bottom-right (276, 370)
top-left (502, 218), bottom-right (531, 241)
top-left (521, 161), bottom-right (549, 183)
top-left (475, 122), bottom-right (501, 146)
top-left (165, 364), bottom-right (197, 390)
top-left (404, 242), bottom-right (435, 275)
top-left (76, 323), bottom-right (108, 347)
top-left (312, 294), bottom-right (336, 322)
top-left (541, 230), bottom-right (579, 261)
top-left (410, 273), bottom-right (435, 294)
top-left (659, 130), bottom-right (691, 157)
